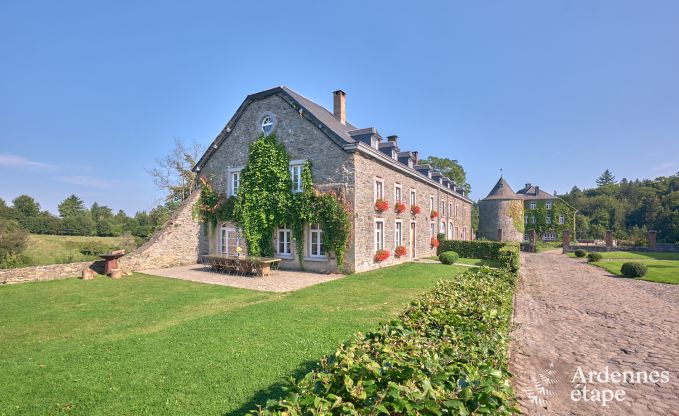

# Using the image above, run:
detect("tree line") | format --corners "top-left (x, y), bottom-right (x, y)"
top-left (0, 194), bottom-right (173, 239)
top-left (560, 170), bottom-right (679, 243)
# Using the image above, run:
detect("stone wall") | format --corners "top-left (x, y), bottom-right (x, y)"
top-left (565, 244), bottom-right (679, 253)
top-left (118, 191), bottom-right (202, 272)
top-left (478, 199), bottom-right (524, 242)
top-left (198, 93), bottom-right (356, 273)
top-left (0, 261), bottom-right (104, 285)
top-left (352, 152), bottom-right (473, 272)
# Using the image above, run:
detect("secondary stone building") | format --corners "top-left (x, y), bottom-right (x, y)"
top-left (193, 86), bottom-right (473, 273)
top-left (478, 177), bottom-right (576, 243)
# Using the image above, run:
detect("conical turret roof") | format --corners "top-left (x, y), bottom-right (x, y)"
top-left (482, 177), bottom-right (519, 200)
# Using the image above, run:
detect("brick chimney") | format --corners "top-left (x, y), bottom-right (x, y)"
top-left (387, 135), bottom-right (398, 145)
top-left (535, 186), bottom-right (540, 195)
top-left (333, 90), bottom-right (346, 125)
top-left (412, 151), bottom-right (419, 165)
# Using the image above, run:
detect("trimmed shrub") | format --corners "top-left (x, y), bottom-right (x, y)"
top-left (498, 244), bottom-right (520, 272)
top-left (439, 250), bottom-right (459, 265)
top-left (437, 240), bottom-right (508, 259)
top-left (251, 268), bottom-right (518, 415)
top-left (79, 241), bottom-right (111, 256)
top-left (574, 249), bottom-right (586, 257)
top-left (621, 262), bottom-right (647, 278)
top-left (587, 252), bottom-right (603, 262)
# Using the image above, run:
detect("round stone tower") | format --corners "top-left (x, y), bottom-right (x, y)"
top-left (478, 177), bottom-right (524, 242)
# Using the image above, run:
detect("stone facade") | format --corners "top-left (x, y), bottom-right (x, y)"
top-left (195, 87), bottom-right (472, 273)
top-left (353, 153), bottom-right (472, 272)
top-left (478, 199), bottom-right (524, 242)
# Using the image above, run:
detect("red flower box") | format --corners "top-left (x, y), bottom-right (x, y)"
top-left (394, 202), bottom-right (406, 214)
top-left (430, 210), bottom-right (439, 219)
top-left (374, 249), bottom-right (391, 262)
top-left (431, 237), bottom-right (440, 248)
top-left (375, 199), bottom-right (389, 213)
top-left (410, 205), bottom-right (421, 215)
top-left (395, 246), bottom-right (407, 258)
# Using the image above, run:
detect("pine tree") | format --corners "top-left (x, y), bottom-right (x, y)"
top-left (596, 169), bottom-right (617, 187)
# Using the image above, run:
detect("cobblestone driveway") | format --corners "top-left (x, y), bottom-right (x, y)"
top-left (511, 252), bottom-right (679, 415)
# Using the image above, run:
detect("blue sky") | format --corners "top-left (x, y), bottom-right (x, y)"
top-left (1, 1), bottom-right (678, 215)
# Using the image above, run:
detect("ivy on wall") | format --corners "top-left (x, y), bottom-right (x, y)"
top-left (523, 199), bottom-right (575, 238)
top-left (196, 135), bottom-right (351, 271)
top-left (506, 200), bottom-right (525, 234)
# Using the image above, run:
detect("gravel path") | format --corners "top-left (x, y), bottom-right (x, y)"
top-left (510, 252), bottom-right (679, 415)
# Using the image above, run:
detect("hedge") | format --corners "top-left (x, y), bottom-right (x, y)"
top-left (251, 268), bottom-right (518, 415)
top-left (498, 244), bottom-right (520, 273)
top-left (437, 240), bottom-right (506, 259)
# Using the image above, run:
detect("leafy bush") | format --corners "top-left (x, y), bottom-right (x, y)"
top-left (437, 240), bottom-right (507, 259)
top-left (498, 244), bottom-right (520, 272)
top-left (439, 250), bottom-right (459, 264)
top-left (621, 262), bottom-right (647, 278)
top-left (436, 232), bottom-right (446, 242)
top-left (587, 252), bottom-right (603, 262)
top-left (79, 241), bottom-right (111, 256)
top-left (0, 219), bottom-right (28, 268)
top-left (574, 249), bottom-right (586, 257)
top-left (251, 268), bottom-right (518, 415)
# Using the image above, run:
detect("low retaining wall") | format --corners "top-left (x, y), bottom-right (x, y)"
top-left (0, 261), bottom-right (104, 285)
top-left (1, 191), bottom-right (203, 285)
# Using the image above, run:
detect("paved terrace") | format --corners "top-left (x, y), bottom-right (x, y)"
top-left (140, 264), bottom-right (344, 292)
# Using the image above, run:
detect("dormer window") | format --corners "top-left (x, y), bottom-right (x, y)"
top-left (391, 149), bottom-right (397, 159)
top-left (408, 159), bottom-right (414, 168)
top-left (371, 137), bottom-right (378, 149)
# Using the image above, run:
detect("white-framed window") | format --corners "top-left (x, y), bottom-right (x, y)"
top-left (455, 204), bottom-right (459, 217)
top-left (449, 202), bottom-right (452, 217)
top-left (440, 201), bottom-right (445, 216)
top-left (462, 226), bottom-right (467, 240)
top-left (391, 149), bottom-right (398, 159)
top-left (543, 232), bottom-right (557, 241)
top-left (559, 215), bottom-right (565, 225)
top-left (523, 233), bottom-right (529, 242)
top-left (530, 201), bottom-right (537, 209)
top-left (440, 220), bottom-right (446, 234)
top-left (546, 201), bottom-right (553, 210)
top-left (375, 178), bottom-right (384, 201)
top-left (395, 220), bottom-right (402, 246)
top-left (375, 220), bottom-right (385, 251)
top-left (394, 184), bottom-right (402, 203)
top-left (219, 224), bottom-right (238, 255)
top-left (531, 216), bottom-right (536, 224)
top-left (371, 137), bottom-right (379, 149)
top-left (290, 160), bottom-right (305, 193)
top-left (524, 215), bottom-right (528, 224)
top-left (408, 159), bottom-right (414, 168)
top-left (430, 195), bottom-right (434, 212)
top-left (546, 216), bottom-right (552, 224)
top-left (430, 222), bottom-right (435, 238)
top-left (448, 222), bottom-right (453, 240)
top-left (410, 189), bottom-right (416, 206)
top-left (261, 115), bottom-right (275, 135)
top-left (276, 225), bottom-right (292, 256)
top-left (227, 168), bottom-right (242, 197)
top-left (309, 223), bottom-right (325, 257)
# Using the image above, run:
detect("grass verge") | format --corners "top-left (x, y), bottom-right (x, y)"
top-left (0, 262), bottom-right (466, 415)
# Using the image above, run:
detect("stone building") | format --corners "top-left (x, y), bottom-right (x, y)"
top-left (478, 177), bottom-right (576, 243)
top-left (193, 86), bottom-right (473, 273)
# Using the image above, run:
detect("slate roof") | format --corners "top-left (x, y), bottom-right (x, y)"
top-left (482, 177), bottom-right (520, 200)
top-left (516, 184), bottom-right (556, 200)
top-left (193, 86), bottom-right (471, 203)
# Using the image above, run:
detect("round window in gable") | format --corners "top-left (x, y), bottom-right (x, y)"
top-left (261, 114), bottom-right (276, 136)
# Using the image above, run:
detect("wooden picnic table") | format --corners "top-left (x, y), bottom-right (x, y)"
top-left (204, 255), bottom-right (282, 277)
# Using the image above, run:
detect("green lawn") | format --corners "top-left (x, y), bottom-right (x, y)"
top-left (0, 262), bottom-right (466, 415)
top-left (568, 251), bottom-right (679, 284)
top-left (15, 234), bottom-right (136, 267)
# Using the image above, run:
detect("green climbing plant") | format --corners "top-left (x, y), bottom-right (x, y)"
top-left (193, 135), bottom-right (352, 269)
top-left (233, 135), bottom-right (292, 256)
top-left (524, 199), bottom-right (575, 237)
